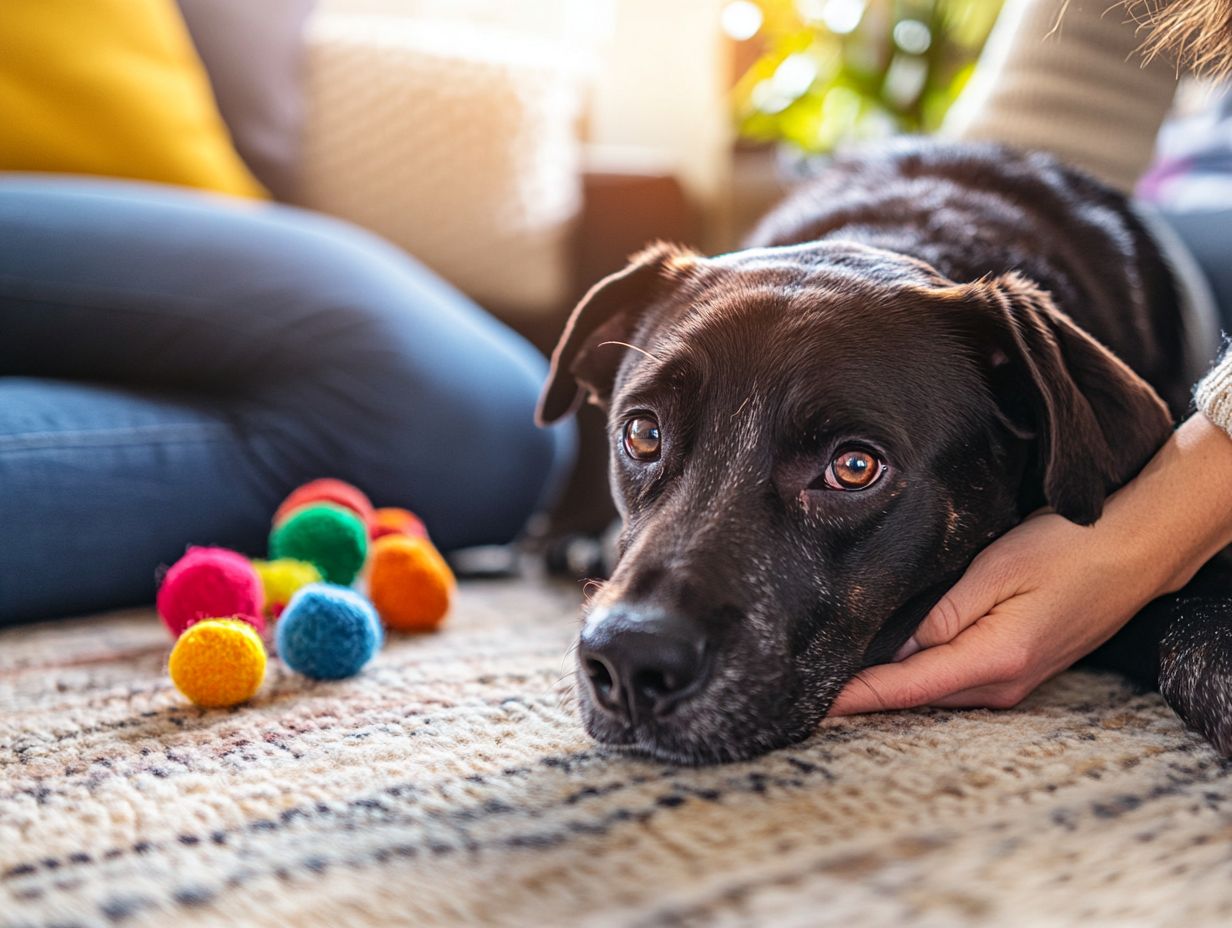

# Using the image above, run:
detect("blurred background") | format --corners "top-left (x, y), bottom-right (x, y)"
top-left (307, 0), bottom-right (1005, 330)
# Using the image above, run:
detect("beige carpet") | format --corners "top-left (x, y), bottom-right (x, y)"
top-left (3, 579), bottom-right (1231, 928)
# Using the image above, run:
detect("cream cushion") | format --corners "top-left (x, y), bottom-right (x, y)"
top-left (296, 13), bottom-right (582, 315)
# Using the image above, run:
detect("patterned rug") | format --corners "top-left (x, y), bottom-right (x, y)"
top-left (3, 579), bottom-right (1231, 928)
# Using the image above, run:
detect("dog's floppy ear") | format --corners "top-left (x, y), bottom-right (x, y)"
top-left (536, 242), bottom-right (700, 424)
top-left (957, 272), bottom-right (1172, 525)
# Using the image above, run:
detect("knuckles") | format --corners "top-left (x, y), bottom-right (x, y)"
top-left (923, 594), bottom-right (967, 647)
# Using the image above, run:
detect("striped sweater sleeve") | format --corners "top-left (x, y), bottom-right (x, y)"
top-left (942, 0), bottom-right (1179, 193)
top-left (1197, 353), bottom-right (1232, 436)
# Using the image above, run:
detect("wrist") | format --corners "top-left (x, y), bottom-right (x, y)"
top-left (1106, 412), bottom-right (1232, 599)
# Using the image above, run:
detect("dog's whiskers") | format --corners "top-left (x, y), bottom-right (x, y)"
top-left (596, 340), bottom-right (664, 364)
top-left (581, 578), bottom-right (606, 604)
top-left (553, 668), bottom-right (582, 716)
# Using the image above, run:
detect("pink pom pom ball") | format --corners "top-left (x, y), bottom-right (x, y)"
top-left (157, 547), bottom-right (265, 637)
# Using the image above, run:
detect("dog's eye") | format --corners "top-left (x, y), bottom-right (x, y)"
top-left (623, 415), bottom-right (661, 462)
top-left (824, 447), bottom-right (883, 490)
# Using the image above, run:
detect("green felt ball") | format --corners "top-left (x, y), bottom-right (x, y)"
top-left (269, 503), bottom-right (368, 586)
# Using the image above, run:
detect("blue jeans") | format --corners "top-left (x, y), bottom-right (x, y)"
top-left (0, 176), bottom-right (574, 624)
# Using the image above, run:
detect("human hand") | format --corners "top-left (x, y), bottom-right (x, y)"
top-left (829, 413), bottom-right (1232, 716)
top-left (829, 511), bottom-right (1160, 714)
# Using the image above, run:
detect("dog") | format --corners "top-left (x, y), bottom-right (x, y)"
top-left (537, 140), bottom-right (1232, 764)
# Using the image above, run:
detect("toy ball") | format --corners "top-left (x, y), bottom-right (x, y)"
top-left (367, 535), bottom-right (454, 632)
top-left (370, 507), bottom-right (429, 541)
top-left (274, 478), bottom-right (373, 527)
top-left (157, 547), bottom-right (265, 637)
top-left (268, 503), bottom-right (368, 586)
top-left (276, 584), bottom-right (383, 679)
top-left (169, 618), bottom-right (267, 708)
top-left (252, 558), bottom-right (322, 618)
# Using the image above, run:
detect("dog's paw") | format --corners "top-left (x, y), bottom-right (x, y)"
top-left (1158, 596), bottom-right (1232, 755)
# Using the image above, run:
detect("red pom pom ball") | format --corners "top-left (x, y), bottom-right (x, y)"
top-left (274, 479), bottom-right (373, 528)
top-left (157, 547), bottom-right (265, 637)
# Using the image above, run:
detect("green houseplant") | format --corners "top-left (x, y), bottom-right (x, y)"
top-left (731, 0), bottom-right (1004, 153)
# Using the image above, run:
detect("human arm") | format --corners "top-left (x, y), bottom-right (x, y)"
top-left (942, 0), bottom-right (1179, 193)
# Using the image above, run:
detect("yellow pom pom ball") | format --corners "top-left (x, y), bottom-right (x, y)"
top-left (367, 535), bottom-right (454, 632)
top-left (252, 558), bottom-right (322, 617)
top-left (168, 618), bottom-right (267, 708)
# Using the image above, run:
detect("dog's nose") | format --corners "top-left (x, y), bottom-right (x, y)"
top-left (579, 607), bottom-right (708, 725)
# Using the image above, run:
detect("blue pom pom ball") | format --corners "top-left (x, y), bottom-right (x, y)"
top-left (276, 583), bottom-right (382, 680)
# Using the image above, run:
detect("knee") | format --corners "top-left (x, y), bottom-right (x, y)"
top-left (357, 336), bottom-right (578, 550)
top-left (245, 246), bottom-right (577, 548)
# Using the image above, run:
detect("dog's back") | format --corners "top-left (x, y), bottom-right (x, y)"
top-left (746, 141), bottom-right (1189, 416)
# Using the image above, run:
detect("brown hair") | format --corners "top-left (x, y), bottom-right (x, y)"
top-left (1124, 0), bottom-right (1232, 79)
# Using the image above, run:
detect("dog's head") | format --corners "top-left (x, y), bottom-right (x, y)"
top-left (539, 241), bottom-right (1171, 764)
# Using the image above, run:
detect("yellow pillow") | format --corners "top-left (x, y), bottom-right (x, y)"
top-left (0, 0), bottom-right (267, 198)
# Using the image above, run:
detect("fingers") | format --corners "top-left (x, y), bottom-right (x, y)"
top-left (893, 636), bottom-right (921, 661)
top-left (828, 627), bottom-right (1009, 716)
top-left (909, 553), bottom-right (1019, 651)
top-left (828, 546), bottom-right (1035, 717)
top-left (928, 682), bottom-right (1029, 710)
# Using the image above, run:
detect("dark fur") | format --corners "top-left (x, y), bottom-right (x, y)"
top-left (539, 140), bottom-right (1232, 764)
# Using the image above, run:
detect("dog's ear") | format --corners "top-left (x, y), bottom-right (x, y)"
top-left (536, 242), bottom-right (700, 424)
top-left (954, 272), bottom-right (1172, 525)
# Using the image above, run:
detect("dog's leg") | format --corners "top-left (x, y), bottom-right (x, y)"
top-left (1085, 560), bottom-right (1232, 753)
top-left (1156, 593), bottom-right (1232, 753)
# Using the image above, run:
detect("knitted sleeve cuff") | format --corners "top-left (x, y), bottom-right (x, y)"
top-left (1196, 352), bottom-right (1232, 436)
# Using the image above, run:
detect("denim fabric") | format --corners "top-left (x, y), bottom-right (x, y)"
top-left (0, 175), bottom-right (574, 624)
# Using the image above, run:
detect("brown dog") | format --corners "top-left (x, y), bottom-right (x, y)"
top-left (539, 140), bottom-right (1232, 764)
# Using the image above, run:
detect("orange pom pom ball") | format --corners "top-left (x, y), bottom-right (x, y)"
top-left (168, 618), bottom-right (267, 708)
top-left (273, 479), bottom-right (373, 527)
top-left (367, 535), bottom-right (454, 631)
top-left (370, 507), bottom-right (428, 541)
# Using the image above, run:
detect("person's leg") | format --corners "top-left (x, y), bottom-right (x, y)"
top-left (0, 176), bottom-right (573, 624)
top-left (0, 379), bottom-right (278, 620)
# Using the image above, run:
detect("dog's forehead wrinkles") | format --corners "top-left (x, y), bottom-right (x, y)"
top-left (621, 298), bottom-right (809, 415)
top-left (710, 239), bottom-right (942, 285)
top-left (647, 281), bottom-right (940, 398)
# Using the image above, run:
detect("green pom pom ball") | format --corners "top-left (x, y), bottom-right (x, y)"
top-left (269, 503), bottom-right (368, 586)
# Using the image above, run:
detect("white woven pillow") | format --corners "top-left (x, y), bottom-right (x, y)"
top-left (296, 12), bottom-right (582, 315)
